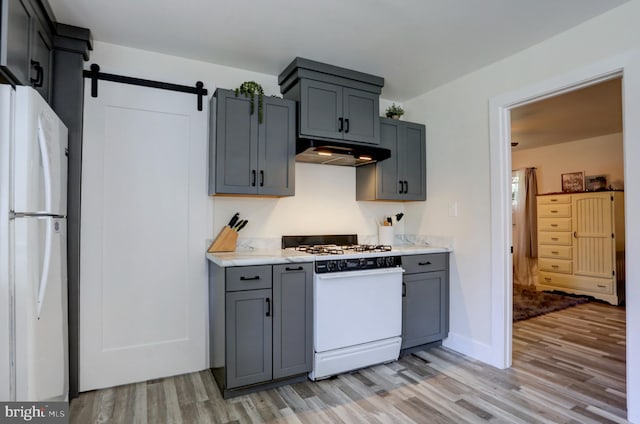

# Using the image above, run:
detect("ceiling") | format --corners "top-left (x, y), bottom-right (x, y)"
top-left (49, 0), bottom-right (628, 101)
top-left (510, 77), bottom-right (623, 151)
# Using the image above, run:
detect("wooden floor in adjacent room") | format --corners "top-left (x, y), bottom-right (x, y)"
top-left (70, 302), bottom-right (627, 423)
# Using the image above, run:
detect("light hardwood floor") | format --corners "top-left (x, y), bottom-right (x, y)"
top-left (71, 302), bottom-right (627, 423)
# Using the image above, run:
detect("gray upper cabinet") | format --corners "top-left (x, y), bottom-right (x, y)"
top-left (272, 263), bottom-right (313, 379)
top-left (343, 87), bottom-right (379, 143)
top-left (356, 118), bottom-right (426, 201)
top-left (299, 79), bottom-right (380, 144)
top-left (29, 13), bottom-right (51, 101)
top-left (279, 57), bottom-right (383, 145)
top-left (0, 0), bottom-right (53, 102)
top-left (211, 88), bottom-right (295, 196)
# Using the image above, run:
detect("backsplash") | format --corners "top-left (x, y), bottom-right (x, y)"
top-left (212, 162), bottom-right (407, 242)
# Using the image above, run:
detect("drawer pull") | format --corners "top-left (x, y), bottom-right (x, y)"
top-left (551, 210), bottom-right (558, 213)
top-left (551, 238), bottom-right (559, 241)
top-left (285, 266), bottom-right (303, 271)
top-left (240, 275), bottom-right (260, 281)
top-left (597, 284), bottom-right (606, 288)
top-left (551, 224), bottom-right (558, 227)
top-left (551, 265), bottom-right (559, 269)
top-left (418, 261), bottom-right (432, 266)
top-left (551, 251), bottom-right (559, 254)
top-left (550, 199), bottom-right (558, 202)
top-left (544, 277), bottom-right (552, 282)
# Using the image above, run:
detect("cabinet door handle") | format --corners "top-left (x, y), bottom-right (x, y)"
top-left (418, 261), bottom-right (432, 266)
top-left (251, 170), bottom-right (256, 186)
top-left (402, 282), bottom-right (406, 297)
top-left (260, 170), bottom-right (264, 187)
top-left (30, 60), bottom-right (44, 88)
top-left (240, 275), bottom-right (260, 281)
top-left (285, 266), bottom-right (303, 271)
top-left (265, 298), bottom-right (271, 317)
top-left (404, 181), bottom-right (408, 194)
top-left (338, 117), bottom-right (344, 132)
top-left (345, 118), bottom-right (350, 133)
top-left (399, 181), bottom-right (403, 193)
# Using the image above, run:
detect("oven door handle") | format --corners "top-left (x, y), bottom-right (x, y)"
top-left (315, 267), bottom-right (405, 280)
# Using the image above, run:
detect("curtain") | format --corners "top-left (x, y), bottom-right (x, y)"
top-left (513, 168), bottom-right (538, 286)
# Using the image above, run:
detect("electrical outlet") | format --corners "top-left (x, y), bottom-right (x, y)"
top-left (448, 201), bottom-right (458, 217)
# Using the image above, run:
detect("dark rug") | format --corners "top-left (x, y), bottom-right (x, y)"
top-left (513, 284), bottom-right (589, 322)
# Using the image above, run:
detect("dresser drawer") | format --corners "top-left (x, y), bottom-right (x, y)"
top-left (538, 218), bottom-right (572, 232)
top-left (538, 232), bottom-right (572, 245)
top-left (539, 245), bottom-right (572, 260)
top-left (226, 265), bottom-right (272, 291)
top-left (538, 272), bottom-right (612, 294)
top-left (402, 253), bottom-right (448, 274)
top-left (538, 258), bottom-right (572, 274)
top-left (538, 203), bottom-right (571, 218)
top-left (538, 195), bottom-right (571, 205)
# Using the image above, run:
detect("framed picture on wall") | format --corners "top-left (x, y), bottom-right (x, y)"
top-left (585, 174), bottom-right (607, 191)
top-left (561, 171), bottom-right (584, 193)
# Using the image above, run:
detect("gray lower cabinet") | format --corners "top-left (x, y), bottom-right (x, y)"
top-left (401, 253), bottom-right (449, 350)
top-left (210, 88), bottom-right (295, 196)
top-left (272, 264), bottom-right (313, 379)
top-left (225, 288), bottom-right (273, 389)
top-left (356, 118), bottom-right (426, 201)
top-left (211, 262), bottom-right (313, 396)
top-left (0, 0), bottom-right (53, 102)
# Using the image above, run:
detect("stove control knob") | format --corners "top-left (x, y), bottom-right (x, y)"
top-left (385, 256), bottom-right (395, 267)
top-left (376, 257), bottom-right (385, 267)
top-left (359, 258), bottom-right (367, 268)
top-left (327, 261), bottom-right (336, 272)
top-left (337, 260), bottom-right (346, 271)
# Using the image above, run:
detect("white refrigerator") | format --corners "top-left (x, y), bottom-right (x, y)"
top-left (0, 84), bottom-right (69, 401)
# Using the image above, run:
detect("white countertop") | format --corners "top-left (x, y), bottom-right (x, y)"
top-left (206, 244), bottom-right (451, 267)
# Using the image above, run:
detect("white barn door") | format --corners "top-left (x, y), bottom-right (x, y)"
top-left (80, 80), bottom-right (209, 391)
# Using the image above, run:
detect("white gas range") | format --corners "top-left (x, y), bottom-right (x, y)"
top-left (282, 235), bottom-right (404, 380)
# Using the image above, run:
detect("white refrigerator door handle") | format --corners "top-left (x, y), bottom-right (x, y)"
top-left (37, 217), bottom-right (53, 319)
top-left (37, 120), bottom-right (52, 212)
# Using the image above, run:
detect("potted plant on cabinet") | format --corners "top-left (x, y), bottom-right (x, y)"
top-left (385, 103), bottom-right (404, 119)
top-left (235, 81), bottom-right (265, 123)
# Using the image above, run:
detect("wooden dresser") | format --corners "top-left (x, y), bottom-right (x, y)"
top-left (537, 191), bottom-right (625, 305)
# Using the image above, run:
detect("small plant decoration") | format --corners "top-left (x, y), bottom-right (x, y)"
top-left (235, 81), bottom-right (265, 123)
top-left (385, 103), bottom-right (404, 119)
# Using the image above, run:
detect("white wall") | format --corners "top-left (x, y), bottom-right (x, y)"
top-left (403, 1), bottom-right (640, 421)
top-left (512, 133), bottom-right (624, 193)
top-left (87, 42), bottom-right (408, 245)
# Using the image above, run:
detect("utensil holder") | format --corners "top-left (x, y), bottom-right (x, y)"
top-left (207, 226), bottom-right (238, 252)
top-left (378, 226), bottom-right (394, 246)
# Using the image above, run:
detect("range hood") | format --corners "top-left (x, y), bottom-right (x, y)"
top-left (296, 139), bottom-right (391, 167)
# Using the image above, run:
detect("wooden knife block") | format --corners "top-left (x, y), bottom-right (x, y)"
top-left (207, 226), bottom-right (238, 253)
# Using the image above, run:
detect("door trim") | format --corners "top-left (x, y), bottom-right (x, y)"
top-left (489, 51), bottom-right (640, 422)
